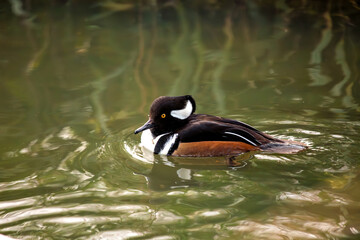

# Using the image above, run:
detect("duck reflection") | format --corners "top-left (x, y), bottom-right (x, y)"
top-left (141, 147), bottom-right (253, 191)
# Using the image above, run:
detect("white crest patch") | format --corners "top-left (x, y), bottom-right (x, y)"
top-left (170, 100), bottom-right (193, 120)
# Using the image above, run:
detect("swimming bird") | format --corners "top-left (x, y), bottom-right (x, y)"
top-left (135, 95), bottom-right (306, 157)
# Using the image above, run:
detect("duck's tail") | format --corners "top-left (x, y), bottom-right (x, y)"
top-left (260, 140), bottom-right (307, 154)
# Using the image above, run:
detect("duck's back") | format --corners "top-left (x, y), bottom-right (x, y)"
top-left (172, 114), bottom-right (305, 156)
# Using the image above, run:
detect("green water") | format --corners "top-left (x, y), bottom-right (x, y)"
top-left (1, 1), bottom-right (360, 239)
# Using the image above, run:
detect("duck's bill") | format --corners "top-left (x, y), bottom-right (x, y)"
top-left (134, 119), bottom-right (154, 134)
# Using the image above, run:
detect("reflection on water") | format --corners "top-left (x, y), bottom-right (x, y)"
top-left (1, 0), bottom-right (360, 239)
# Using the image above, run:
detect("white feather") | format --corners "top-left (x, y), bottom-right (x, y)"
top-left (170, 100), bottom-right (193, 120)
top-left (141, 130), bottom-right (165, 152)
top-left (224, 131), bottom-right (257, 146)
top-left (159, 133), bottom-right (178, 155)
top-left (141, 130), bottom-right (178, 155)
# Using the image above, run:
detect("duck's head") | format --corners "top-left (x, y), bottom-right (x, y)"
top-left (134, 95), bottom-right (196, 136)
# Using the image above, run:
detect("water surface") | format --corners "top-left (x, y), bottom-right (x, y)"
top-left (1, 1), bottom-right (360, 239)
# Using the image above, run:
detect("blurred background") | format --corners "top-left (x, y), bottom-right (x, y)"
top-left (0, 0), bottom-right (360, 239)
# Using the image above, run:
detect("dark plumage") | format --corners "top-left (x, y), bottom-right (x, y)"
top-left (135, 95), bottom-right (306, 157)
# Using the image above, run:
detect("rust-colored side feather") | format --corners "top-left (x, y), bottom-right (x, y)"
top-left (172, 141), bottom-right (259, 157)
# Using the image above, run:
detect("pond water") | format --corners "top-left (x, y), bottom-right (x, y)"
top-left (1, 1), bottom-right (360, 239)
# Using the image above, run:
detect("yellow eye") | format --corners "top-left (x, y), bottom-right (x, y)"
top-left (161, 113), bottom-right (166, 118)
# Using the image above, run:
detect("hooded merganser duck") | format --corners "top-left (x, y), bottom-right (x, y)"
top-left (134, 95), bottom-right (306, 157)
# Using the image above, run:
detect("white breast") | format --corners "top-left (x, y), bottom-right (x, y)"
top-left (140, 129), bottom-right (157, 152)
